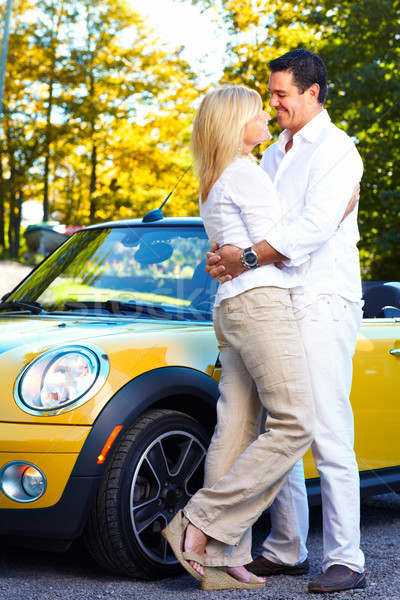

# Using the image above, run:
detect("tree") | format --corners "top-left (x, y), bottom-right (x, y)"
top-left (0, 0), bottom-right (46, 255)
top-left (59, 0), bottom-right (201, 223)
top-left (192, 0), bottom-right (400, 279)
top-left (0, 0), bottom-right (203, 257)
top-left (307, 0), bottom-right (400, 279)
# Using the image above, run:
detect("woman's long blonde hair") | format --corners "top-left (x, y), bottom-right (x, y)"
top-left (190, 85), bottom-right (263, 202)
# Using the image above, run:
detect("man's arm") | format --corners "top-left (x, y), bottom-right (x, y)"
top-left (206, 148), bottom-right (362, 281)
top-left (266, 140), bottom-right (363, 265)
top-left (205, 241), bottom-right (287, 282)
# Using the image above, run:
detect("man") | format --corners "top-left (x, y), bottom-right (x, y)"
top-left (205, 49), bottom-right (366, 593)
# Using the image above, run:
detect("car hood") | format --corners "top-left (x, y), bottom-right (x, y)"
top-left (0, 313), bottom-right (218, 425)
top-left (0, 314), bottom-right (210, 355)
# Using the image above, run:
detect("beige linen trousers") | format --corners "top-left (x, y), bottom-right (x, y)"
top-left (184, 286), bottom-right (314, 567)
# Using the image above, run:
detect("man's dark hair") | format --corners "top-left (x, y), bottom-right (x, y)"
top-left (268, 49), bottom-right (328, 104)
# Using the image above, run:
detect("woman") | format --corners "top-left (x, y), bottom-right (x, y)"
top-left (162, 85), bottom-right (314, 591)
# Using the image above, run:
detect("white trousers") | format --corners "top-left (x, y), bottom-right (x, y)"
top-left (260, 294), bottom-right (365, 573)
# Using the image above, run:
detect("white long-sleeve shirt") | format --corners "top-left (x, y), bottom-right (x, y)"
top-left (260, 109), bottom-right (363, 309)
top-left (200, 157), bottom-right (298, 307)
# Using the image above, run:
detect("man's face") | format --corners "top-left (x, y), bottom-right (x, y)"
top-left (268, 70), bottom-right (316, 135)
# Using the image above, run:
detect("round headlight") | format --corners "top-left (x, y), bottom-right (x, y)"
top-left (15, 346), bottom-right (109, 415)
top-left (22, 465), bottom-right (46, 498)
top-left (0, 462), bottom-right (46, 502)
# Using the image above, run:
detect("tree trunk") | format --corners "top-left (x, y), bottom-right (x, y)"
top-left (43, 78), bottom-right (54, 223)
top-left (14, 189), bottom-right (22, 252)
top-left (7, 175), bottom-right (22, 258)
top-left (8, 190), bottom-right (16, 257)
top-left (0, 196), bottom-right (4, 249)
top-left (43, 148), bottom-right (50, 222)
top-left (0, 155), bottom-right (5, 249)
top-left (89, 142), bottom-right (97, 223)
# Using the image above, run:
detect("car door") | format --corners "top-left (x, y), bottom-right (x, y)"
top-left (351, 317), bottom-right (400, 472)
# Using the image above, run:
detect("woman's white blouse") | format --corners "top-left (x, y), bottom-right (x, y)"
top-left (200, 157), bottom-right (298, 307)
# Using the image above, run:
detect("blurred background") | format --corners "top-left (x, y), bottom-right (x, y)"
top-left (0, 0), bottom-right (398, 280)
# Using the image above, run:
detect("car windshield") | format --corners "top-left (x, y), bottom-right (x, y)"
top-left (6, 224), bottom-right (218, 321)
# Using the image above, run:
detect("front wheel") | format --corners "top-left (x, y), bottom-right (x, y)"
top-left (83, 409), bottom-right (210, 579)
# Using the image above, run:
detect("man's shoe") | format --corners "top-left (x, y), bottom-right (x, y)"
top-left (307, 564), bottom-right (366, 593)
top-left (245, 556), bottom-right (309, 577)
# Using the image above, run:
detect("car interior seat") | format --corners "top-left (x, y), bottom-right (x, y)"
top-left (362, 282), bottom-right (400, 318)
top-left (189, 260), bottom-right (218, 313)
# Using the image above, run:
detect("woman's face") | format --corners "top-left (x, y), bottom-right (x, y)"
top-left (242, 110), bottom-right (272, 154)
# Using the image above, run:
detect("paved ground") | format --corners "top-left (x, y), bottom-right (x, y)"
top-left (0, 260), bottom-right (33, 298)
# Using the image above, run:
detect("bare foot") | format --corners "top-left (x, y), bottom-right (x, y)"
top-left (184, 522), bottom-right (208, 576)
top-left (226, 565), bottom-right (266, 585)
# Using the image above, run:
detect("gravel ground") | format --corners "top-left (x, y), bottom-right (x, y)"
top-left (0, 494), bottom-right (399, 600)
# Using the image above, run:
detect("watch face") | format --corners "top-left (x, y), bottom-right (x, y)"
top-left (244, 249), bottom-right (258, 267)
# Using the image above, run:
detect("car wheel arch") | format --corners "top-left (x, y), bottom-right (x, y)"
top-left (83, 407), bottom-right (211, 578)
top-left (71, 365), bottom-right (219, 478)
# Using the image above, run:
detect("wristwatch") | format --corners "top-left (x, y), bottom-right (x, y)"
top-left (241, 247), bottom-right (259, 269)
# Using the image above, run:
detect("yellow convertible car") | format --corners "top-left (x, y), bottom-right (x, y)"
top-left (0, 214), bottom-right (399, 579)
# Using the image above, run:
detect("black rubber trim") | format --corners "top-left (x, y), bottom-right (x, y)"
top-left (0, 475), bottom-right (101, 548)
top-left (71, 366), bottom-right (219, 477)
top-left (306, 466), bottom-right (400, 506)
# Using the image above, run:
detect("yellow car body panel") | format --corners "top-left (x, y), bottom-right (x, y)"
top-left (1, 320), bottom-right (216, 425)
top-left (1, 317), bottom-right (399, 504)
top-left (302, 320), bottom-right (400, 479)
top-left (352, 321), bottom-right (400, 469)
top-left (0, 424), bottom-right (91, 508)
top-left (0, 423), bottom-right (90, 453)
top-left (0, 322), bottom-right (219, 511)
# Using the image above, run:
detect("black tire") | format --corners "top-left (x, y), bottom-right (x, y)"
top-left (83, 409), bottom-right (210, 579)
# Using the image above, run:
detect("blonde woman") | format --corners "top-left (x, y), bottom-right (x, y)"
top-left (162, 86), bottom-right (314, 591)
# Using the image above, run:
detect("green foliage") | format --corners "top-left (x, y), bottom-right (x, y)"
top-left (0, 0), bottom-right (202, 258)
top-left (193, 0), bottom-right (400, 280)
top-left (313, 0), bottom-right (400, 280)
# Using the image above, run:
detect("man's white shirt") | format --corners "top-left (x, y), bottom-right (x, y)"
top-left (260, 109), bottom-right (363, 309)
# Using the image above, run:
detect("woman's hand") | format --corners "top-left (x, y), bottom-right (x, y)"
top-left (341, 182), bottom-right (360, 223)
top-left (205, 243), bottom-right (245, 282)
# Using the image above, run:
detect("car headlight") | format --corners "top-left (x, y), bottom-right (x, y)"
top-left (0, 462), bottom-right (47, 502)
top-left (14, 345), bottom-right (110, 415)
